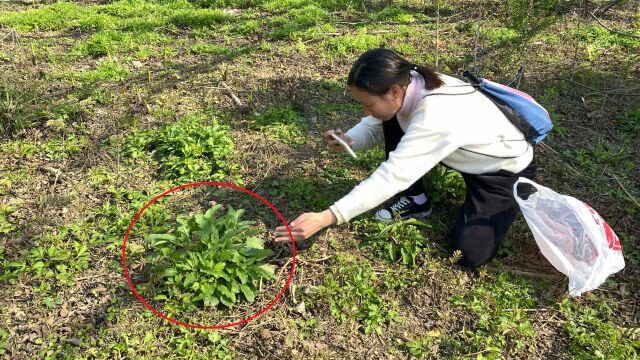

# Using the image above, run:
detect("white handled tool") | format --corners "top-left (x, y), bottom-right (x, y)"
top-left (330, 133), bottom-right (357, 159)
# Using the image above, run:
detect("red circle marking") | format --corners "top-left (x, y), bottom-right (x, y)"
top-left (121, 182), bottom-right (296, 329)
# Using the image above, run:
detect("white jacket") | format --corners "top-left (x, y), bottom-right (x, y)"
top-left (329, 72), bottom-right (533, 225)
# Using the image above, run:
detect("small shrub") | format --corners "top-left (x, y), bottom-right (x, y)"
top-left (143, 205), bottom-right (276, 310)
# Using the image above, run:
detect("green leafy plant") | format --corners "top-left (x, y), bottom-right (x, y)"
top-left (77, 59), bottom-right (130, 83)
top-left (249, 106), bottom-right (307, 145)
top-left (0, 328), bottom-right (8, 355)
top-left (169, 8), bottom-right (230, 29)
top-left (0, 204), bottom-right (16, 234)
top-left (27, 242), bottom-right (90, 286)
top-left (424, 164), bottom-right (466, 203)
top-left (404, 332), bottom-right (441, 357)
top-left (450, 273), bottom-right (539, 357)
top-left (356, 217), bottom-right (431, 267)
top-left (267, 176), bottom-right (334, 210)
top-left (143, 205), bottom-right (276, 310)
top-left (122, 115), bottom-right (240, 182)
top-left (323, 29), bottom-right (384, 58)
top-left (617, 107), bottom-right (640, 136)
top-left (560, 296), bottom-right (640, 359)
top-left (317, 254), bottom-right (400, 335)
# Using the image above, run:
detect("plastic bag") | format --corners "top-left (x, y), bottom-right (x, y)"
top-left (513, 177), bottom-right (625, 296)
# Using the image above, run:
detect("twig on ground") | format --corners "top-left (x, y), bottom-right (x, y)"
top-left (0, 29), bottom-right (17, 42)
top-left (590, 11), bottom-right (640, 39)
top-left (611, 174), bottom-right (640, 209)
top-left (596, 0), bottom-right (625, 16)
top-left (221, 81), bottom-right (243, 106)
top-left (485, 265), bottom-right (564, 280)
top-left (539, 143), bottom-right (585, 178)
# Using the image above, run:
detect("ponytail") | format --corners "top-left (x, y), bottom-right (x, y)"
top-left (347, 48), bottom-right (445, 96)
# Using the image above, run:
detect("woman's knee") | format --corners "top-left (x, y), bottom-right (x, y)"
top-left (451, 224), bottom-right (499, 268)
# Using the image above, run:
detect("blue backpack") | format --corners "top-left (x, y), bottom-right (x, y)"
top-left (462, 71), bottom-right (553, 144)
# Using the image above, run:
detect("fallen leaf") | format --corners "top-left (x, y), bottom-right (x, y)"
top-left (59, 302), bottom-right (69, 317)
top-left (66, 338), bottom-right (81, 347)
top-left (294, 301), bottom-right (306, 315)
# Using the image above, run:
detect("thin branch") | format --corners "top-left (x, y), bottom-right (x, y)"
top-left (611, 173), bottom-right (640, 209)
top-left (221, 81), bottom-right (243, 106)
top-left (436, 1), bottom-right (440, 68)
top-left (590, 11), bottom-right (640, 39)
top-left (472, 4), bottom-right (482, 74)
top-left (597, 0), bottom-right (625, 16)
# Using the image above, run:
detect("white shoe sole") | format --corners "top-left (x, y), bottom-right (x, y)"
top-left (375, 207), bottom-right (433, 222)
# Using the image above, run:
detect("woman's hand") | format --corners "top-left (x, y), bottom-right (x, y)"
top-left (323, 129), bottom-right (355, 152)
top-left (274, 209), bottom-right (337, 242)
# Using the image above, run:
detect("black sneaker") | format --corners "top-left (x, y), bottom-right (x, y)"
top-left (374, 195), bottom-right (432, 222)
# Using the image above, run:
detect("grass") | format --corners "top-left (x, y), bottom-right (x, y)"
top-left (0, 0), bottom-right (638, 358)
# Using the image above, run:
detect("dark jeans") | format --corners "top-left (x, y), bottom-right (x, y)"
top-left (383, 116), bottom-right (537, 268)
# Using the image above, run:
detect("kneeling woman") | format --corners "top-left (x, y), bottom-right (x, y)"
top-left (274, 48), bottom-right (536, 268)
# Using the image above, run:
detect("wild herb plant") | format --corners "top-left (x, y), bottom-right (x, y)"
top-left (317, 254), bottom-right (400, 335)
top-left (144, 205), bottom-right (276, 310)
top-left (122, 115), bottom-right (240, 182)
top-left (356, 217), bottom-right (432, 267)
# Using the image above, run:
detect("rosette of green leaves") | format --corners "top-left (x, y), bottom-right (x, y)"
top-left (145, 205), bottom-right (276, 309)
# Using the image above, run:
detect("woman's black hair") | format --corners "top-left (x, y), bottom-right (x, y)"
top-left (347, 48), bottom-right (445, 96)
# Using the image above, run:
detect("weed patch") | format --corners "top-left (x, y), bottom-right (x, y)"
top-left (249, 106), bottom-right (307, 146)
top-left (122, 114), bottom-right (241, 182)
top-left (560, 296), bottom-right (639, 359)
top-left (316, 253), bottom-right (400, 335)
top-left (355, 218), bottom-right (433, 267)
top-left (322, 29), bottom-right (384, 58)
top-left (0, 2), bottom-right (113, 32)
top-left (449, 273), bottom-right (540, 357)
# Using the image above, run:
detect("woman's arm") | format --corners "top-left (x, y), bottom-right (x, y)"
top-left (331, 111), bottom-right (462, 225)
top-left (273, 209), bottom-right (337, 242)
top-left (345, 115), bottom-right (384, 152)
